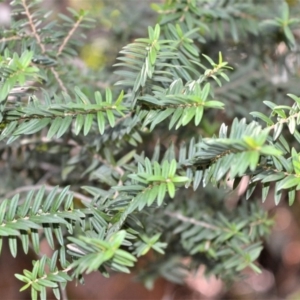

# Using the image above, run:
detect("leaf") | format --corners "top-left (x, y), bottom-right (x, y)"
top-left (95, 91), bottom-right (103, 104)
top-left (56, 116), bottom-right (72, 138)
top-left (167, 181), bottom-right (175, 198)
top-left (288, 117), bottom-right (296, 134)
top-left (47, 117), bottom-right (62, 139)
top-left (157, 183), bottom-right (166, 206)
top-left (75, 114), bottom-right (84, 135)
top-left (277, 175), bottom-right (300, 190)
top-left (204, 101), bottom-right (224, 109)
top-left (194, 106), bottom-right (204, 125)
top-left (168, 159), bottom-right (177, 177)
top-left (9, 237), bottom-right (17, 257)
top-left (262, 183), bottom-right (270, 203)
top-left (14, 119), bottom-right (51, 136)
top-left (97, 111), bottom-right (105, 134)
top-left (75, 86), bottom-right (90, 104)
top-left (181, 107), bottom-right (196, 126)
top-left (283, 25), bottom-right (295, 47)
top-left (261, 172), bottom-right (285, 183)
top-left (84, 114), bottom-right (93, 136)
top-left (115, 90), bottom-right (124, 106)
top-left (273, 122), bottom-right (283, 141)
top-left (106, 88), bottom-right (112, 103)
top-left (250, 112), bottom-right (273, 125)
top-left (7, 194), bottom-right (19, 221)
top-left (288, 189), bottom-right (295, 206)
top-left (248, 151), bottom-right (260, 171)
top-left (106, 110), bottom-right (115, 127)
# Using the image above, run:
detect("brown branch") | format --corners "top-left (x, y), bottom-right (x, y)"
top-left (21, 0), bottom-right (67, 92)
top-left (0, 36), bottom-right (22, 43)
top-left (4, 184), bottom-right (92, 203)
top-left (164, 211), bottom-right (224, 231)
top-left (50, 67), bottom-right (67, 93)
top-left (21, 0), bottom-right (45, 53)
top-left (267, 111), bottom-right (300, 131)
top-left (59, 283), bottom-right (69, 300)
top-left (0, 33), bottom-right (35, 43)
top-left (57, 15), bottom-right (84, 57)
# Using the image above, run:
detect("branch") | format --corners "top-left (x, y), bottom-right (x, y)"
top-left (267, 111), bottom-right (300, 131)
top-left (50, 67), bottom-right (67, 93)
top-left (4, 184), bottom-right (92, 203)
top-left (21, 0), bottom-right (45, 53)
top-left (0, 36), bottom-right (22, 43)
top-left (164, 211), bottom-right (223, 231)
top-left (21, 0), bottom-right (67, 92)
top-left (57, 15), bottom-right (84, 57)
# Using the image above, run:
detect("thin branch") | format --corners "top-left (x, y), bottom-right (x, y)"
top-left (4, 184), bottom-right (92, 203)
top-left (57, 15), bottom-right (84, 57)
top-left (50, 67), bottom-right (67, 93)
top-left (165, 211), bottom-right (223, 231)
top-left (0, 36), bottom-right (22, 43)
top-left (267, 111), bottom-right (300, 131)
top-left (21, 0), bottom-right (67, 92)
top-left (21, 0), bottom-right (45, 53)
top-left (104, 112), bottom-right (133, 131)
top-left (214, 70), bottom-right (263, 95)
top-left (59, 283), bottom-right (69, 300)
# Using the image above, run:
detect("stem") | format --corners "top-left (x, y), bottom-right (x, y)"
top-left (59, 282), bottom-right (69, 300)
top-left (21, 0), bottom-right (67, 92)
top-left (57, 16), bottom-right (84, 57)
top-left (21, 0), bottom-right (45, 53)
top-left (4, 184), bottom-right (92, 203)
top-left (165, 211), bottom-right (224, 231)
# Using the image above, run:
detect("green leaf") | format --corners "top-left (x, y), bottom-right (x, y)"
top-left (14, 119), bottom-right (51, 136)
top-left (56, 116), bottom-right (72, 138)
top-left (95, 91), bottom-right (103, 104)
top-left (277, 175), bottom-right (300, 190)
top-left (47, 117), bottom-right (62, 139)
top-left (250, 112), bottom-right (273, 125)
top-left (283, 25), bottom-right (295, 47)
top-left (167, 181), bottom-right (175, 198)
top-left (75, 86), bottom-right (90, 104)
top-left (75, 114), bottom-right (84, 135)
top-left (168, 159), bottom-right (177, 177)
top-left (97, 111), bottom-right (105, 134)
top-left (204, 101), bottom-right (224, 109)
top-left (106, 110), bottom-right (115, 127)
top-left (157, 183), bottom-right (166, 205)
top-left (106, 88), bottom-right (112, 103)
top-left (273, 122), bottom-right (283, 141)
top-left (84, 114), bottom-right (94, 136)
top-left (194, 106), bottom-right (204, 125)
top-left (115, 90), bottom-right (124, 106)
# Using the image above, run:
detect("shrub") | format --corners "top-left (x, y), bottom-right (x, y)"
top-left (1, 0), bottom-right (300, 299)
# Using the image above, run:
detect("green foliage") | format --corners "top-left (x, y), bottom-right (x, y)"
top-left (1, 0), bottom-right (300, 299)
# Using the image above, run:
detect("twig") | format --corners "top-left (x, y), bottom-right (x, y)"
top-left (57, 15), bottom-right (84, 57)
top-left (21, 0), bottom-right (67, 92)
top-left (94, 153), bottom-right (125, 199)
top-left (0, 36), bottom-right (22, 43)
top-left (59, 283), bottom-right (69, 300)
top-left (4, 184), bottom-right (92, 203)
top-left (21, 0), bottom-right (45, 53)
top-left (50, 67), bottom-right (67, 93)
top-left (104, 112), bottom-right (133, 131)
top-left (165, 211), bottom-right (223, 231)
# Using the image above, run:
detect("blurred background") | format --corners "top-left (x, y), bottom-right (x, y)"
top-left (1, 0), bottom-right (300, 299)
